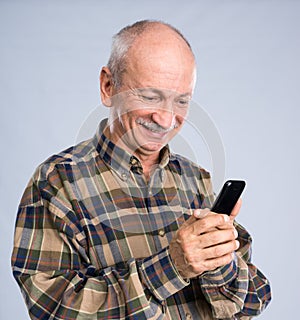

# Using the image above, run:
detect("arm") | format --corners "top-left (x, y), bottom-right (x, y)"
top-left (11, 173), bottom-right (190, 320)
top-left (169, 208), bottom-right (271, 319)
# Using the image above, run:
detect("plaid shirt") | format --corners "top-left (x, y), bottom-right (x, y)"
top-left (12, 120), bottom-right (271, 319)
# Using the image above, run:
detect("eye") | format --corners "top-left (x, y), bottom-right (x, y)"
top-left (141, 95), bottom-right (160, 103)
top-left (176, 99), bottom-right (190, 108)
top-left (142, 95), bottom-right (154, 101)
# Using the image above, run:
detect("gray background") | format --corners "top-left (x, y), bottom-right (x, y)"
top-left (1, 0), bottom-right (299, 319)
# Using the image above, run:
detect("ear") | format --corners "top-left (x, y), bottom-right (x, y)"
top-left (100, 67), bottom-right (114, 107)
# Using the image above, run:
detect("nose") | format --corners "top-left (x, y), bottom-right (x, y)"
top-left (151, 107), bottom-right (176, 130)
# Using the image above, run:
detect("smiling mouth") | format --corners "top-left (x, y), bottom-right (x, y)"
top-left (138, 123), bottom-right (169, 139)
top-left (136, 118), bottom-right (177, 134)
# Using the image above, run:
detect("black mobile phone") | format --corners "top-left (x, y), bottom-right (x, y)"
top-left (210, 180), bottom-right (246, 215)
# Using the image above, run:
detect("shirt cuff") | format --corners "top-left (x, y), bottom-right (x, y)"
top-left (198, 257), bottom-right (242, 318)
top-left (199, 255), bottom-right (238, 288)
top-left (138, 247), bottom-right (190, 302)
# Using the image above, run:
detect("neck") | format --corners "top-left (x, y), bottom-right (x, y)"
top-left (103, 125), bottom-right (161, 180)
top-left (134, 151), bottom-right (160, 181)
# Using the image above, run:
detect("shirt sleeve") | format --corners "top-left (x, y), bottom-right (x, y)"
top-left (11, 166), bottom-right (190, 320)
top-left (198, 222), bottom-right (272, 319)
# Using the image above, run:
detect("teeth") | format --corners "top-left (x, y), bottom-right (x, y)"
top-left (136, 118), bottom-right (178, 133)
top-left (147, 126), bottom-right (161, 133)
top-left (137, 119), bottom-right (165, 133)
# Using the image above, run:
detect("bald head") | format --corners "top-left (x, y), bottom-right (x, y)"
top-left (107, 20), bottom-right (196, 88)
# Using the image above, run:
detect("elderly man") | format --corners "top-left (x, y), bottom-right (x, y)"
top-left (12, 20), bottom-right (271, 319)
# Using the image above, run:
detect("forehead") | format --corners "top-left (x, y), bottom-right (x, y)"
top-left (123, 28), bottom-right (196, 94)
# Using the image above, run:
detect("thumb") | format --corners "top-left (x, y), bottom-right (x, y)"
top-left (181, 208), bottom-right (212, 228)
top-left (230, 198), bottom-right (242, 221)
top-left (193, 208), bottom-right (211, 219)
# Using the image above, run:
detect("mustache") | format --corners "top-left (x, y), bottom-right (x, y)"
top-left (136, 118), bottom-right (178, 133)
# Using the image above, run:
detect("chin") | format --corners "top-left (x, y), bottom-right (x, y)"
top-left (139, 142), bottom-right (165, 153)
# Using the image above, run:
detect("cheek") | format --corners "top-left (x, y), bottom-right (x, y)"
top-left (121, 106), bottom-right (152, 124)
top-left (175, 113), bottom-right (186, 127)
top-left (118, 109), bottom-right (142, 130)
top-left (115, 94), bottom-right (145, 116)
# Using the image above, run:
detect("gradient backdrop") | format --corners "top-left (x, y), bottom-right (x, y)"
top-left (1, 1), bottom-right (299, 319)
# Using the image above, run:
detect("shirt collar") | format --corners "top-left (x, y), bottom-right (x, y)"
top-left (93, 119), bottom-right (171, 177)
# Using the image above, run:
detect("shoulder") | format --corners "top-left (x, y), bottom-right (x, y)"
top-left (31, 137), bottom-right (96, 186)
top-left (44, 138), bottom-right (95, 166)
top-left (20, 138), bottom-right (95, 206)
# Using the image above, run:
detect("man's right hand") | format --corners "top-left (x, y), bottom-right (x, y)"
top-left (169, 209), bottom-right (240, 279)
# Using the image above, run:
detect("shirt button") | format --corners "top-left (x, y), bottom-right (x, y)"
top-left (158, 229), bottom-right (165, 237)
top-left (186, 313), bottom-right (192, 320)
top-left (148, 190), bottom-right (153, 196)
top-left (121, 173), bottom-right (127, 180)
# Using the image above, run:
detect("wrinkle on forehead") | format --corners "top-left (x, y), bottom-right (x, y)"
top-left (123, 28), bottom-right (196, 94)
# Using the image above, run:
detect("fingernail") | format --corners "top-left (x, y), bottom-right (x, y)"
top-left (234, 228), bottom-right (238, 238)
top-left (235, 240), bottom-right (240, 249)
top-left (224, 215), bottom-right (230, 222)
top-left (194, 209), bottom-right (201, 218)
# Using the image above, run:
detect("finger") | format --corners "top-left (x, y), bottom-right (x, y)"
top-left (199, 227), bottom-right (238, 248)
top-left (202, 239), bottom-right (240, 260)
top-left (180, 208), bottom-right (212, 230)
top-left (185, 239), bottom-right (239, 265)
top-left (189, 214), bottom-right (230, 236)
top-left (194, 209), bottom-right (222, 233)
top-left (185, 252), bottom-right (235, 275)
top-left (230, 198), bottom-right (242, 221)
top-left (203, 252), bottom-right (234, 272)
top-left (177, 210), bottom-right (201, 230)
